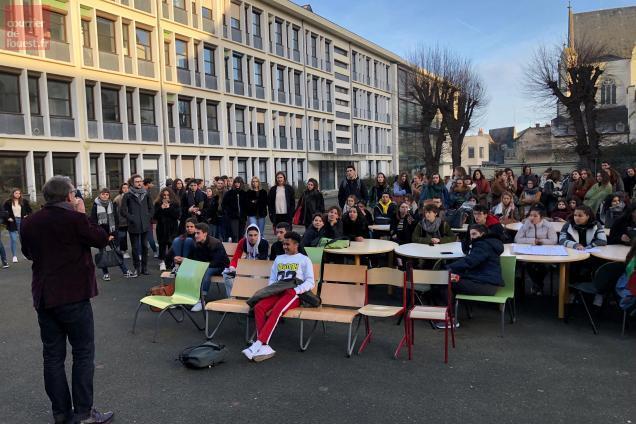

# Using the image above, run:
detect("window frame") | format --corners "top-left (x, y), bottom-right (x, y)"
top-left (96, 17), bottom-right (116, 54)
top-left (47, 79), bottom-right (72, 118)
top-left (178, 98), bottom-right (192, 129)
top-left (100, 86), bottom-right (121, 123)
top-left (135, 27), bottom-right (152, 61)
top-left (175, 39), bottom-right (189, 70)
top-left (28, 76), bottom-right (40, 116)
top-left (139, 92), bottom-right (156, 125)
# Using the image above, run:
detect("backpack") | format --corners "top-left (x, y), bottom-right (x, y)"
top-left (178, 341), bottom-right (228, 369)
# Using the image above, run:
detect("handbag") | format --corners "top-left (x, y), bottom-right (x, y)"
top-left (148, 282), bottom-right (175, 312)
top-left (292, 199), bottom-right (304, 225)
top-left (94, 242), bottom-right (124, 268)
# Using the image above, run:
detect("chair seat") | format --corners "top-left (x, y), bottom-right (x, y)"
top-left (569, 282), bottom-right (597, 295)
top-left (358, 304), bottom-right (403, 317)
top-left (205, 298), bottom-right (249, 314)
top-left (410, 306), bottom-right (447, 320)
top-left (293, 306), bottom-right (359, 323)
top-left (456, 290), bottom-right (510, 304)
top-left (140, 294), bottom-right (199, 309)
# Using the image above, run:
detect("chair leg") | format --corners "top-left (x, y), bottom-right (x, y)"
top-left (579, 292), bottom-right (599, 335)
top-left (153, 308), bottom-right (170, 343)
top-left (181, 307), bottom-right (205, 331)
top-left (507, 299), bottom-right (515, 324)
top-left (206, 312), bottom-right (228, 339)
top-left (358, 316), bottom-right (372, 355)
top-left (407, 317), bottom-right (413, 361)
top-left (444, 319), bottom-right (449, 364)
top-left (299, 320), bottom-right (319, 351)
top-left (622, 310), bottom-right (627, 337)
top-left (346, 316), bottom-right (363, 357)
top-left (499, 303), bottom-right (506, 338)
top-left (131, 303), bottom-right (144, 334)
top-left (454, 300), bottom-right (459, 321)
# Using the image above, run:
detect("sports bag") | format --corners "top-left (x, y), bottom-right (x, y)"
top-left (94, 242), bottom-right (124, 268)
top-left (178, 341), bottom-right (228, 369)
top-left (317, 237), bottom-right (350, 249)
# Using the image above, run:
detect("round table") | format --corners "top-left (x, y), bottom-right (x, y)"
top-left (394, 242), bottom-right (465, 260)
top-left (369, 224), bottom-right (391, 232)
top-left (591, 244), bottom-right (629, 262)
top-left (502, 244), bottom-right (589, 319)
top-left (505, 221), bottom-right (610, 236)
top-left (324, 239), bottom-right (398, 266)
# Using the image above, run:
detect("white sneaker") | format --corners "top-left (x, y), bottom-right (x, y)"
top-left (253, 345), bottom-right (276, 362)
top-left (123, 252), bottom-right (131, 259)
top-left (12, 256), bottom-right (18, 263)
top-left (159, 261), bottom-right (166, 271)
top-left (153, 251), bottom-right (159, 258)
top-left (102, 274), bottom-right (111, 281)
top-left (434, 320), bottom-right (460, 330)
top-left (242, 347), bottom-right (256, 360)
top-left (190, 301), bottom-right (203, 312)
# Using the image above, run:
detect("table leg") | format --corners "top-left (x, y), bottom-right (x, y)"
top-left (354, 255), bottom-right (360, 266)
top-left (558, 263), bottom-right (568, 319)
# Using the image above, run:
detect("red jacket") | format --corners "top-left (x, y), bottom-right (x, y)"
top-left (20, 204), bottom-right (108, 309)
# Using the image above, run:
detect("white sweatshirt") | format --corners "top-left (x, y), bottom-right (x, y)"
top-left (269, 253), bottom-right (315, 295)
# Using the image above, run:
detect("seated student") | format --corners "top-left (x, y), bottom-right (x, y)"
top-left (357, 199), bottom-right (374, 228)
top-left (223, 224), bottom-right (269, 296)
top-left (472, 204), bottom-right (506, 242)
top-left (165, 217), bottom-right (198, 272)
top-left (242, 231), bottom-right (314, 362)
top-left (324, 206), bottom-right (344, 239)
top-left (559, 204), bottom-right (607, 250)
top-left (188, 223), bottom-right (230, 311)
top-left (609, 204), bottom-right (636, 246)
top-left (514, 205), bottom-right (558, 295)
top-left (550, 198), bottom-right (571, 222)
top-left (601, 194), bottom-right (625, 229)
top-left (373, 192), bottom-right (397, 225)
top-left (391, 201), bottom-right (418, 245)
top-left (269, 222), bottom-right (291, 260)
top-left (412, 204), bottom-right (456, 245)
top-left (490, 191), bottom-right (519, 225)
top-left (342, 194), bottom-right (357, 216)
top-left (301, 213), bottom-right (327, 248)
top-left (343, 206), bottom-right (369, 241)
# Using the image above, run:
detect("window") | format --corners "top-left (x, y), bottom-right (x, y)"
top-left (164, 42), bottom-right (171, 65)
top-left (276, 67), bottom-right (284, 92)
top-left (335, 60), bottom-right (347, 69)
top-left (202, 7), bottom-right (212, 20)
top-left (139, 92), bottom-right (155, 124)
top-left (90, 154), bottom-right (98, 189)
top-left (468, 146), bottom-right (475, 159)
top-left (96, 17), bottom-right (115, 53)
top-left (175, 40), bottom-right (188, 69)
top-left (34, 154), bottom-right (45, 192)
top-left (232, 54), bottom-right (242, 81)
top-left (126, 90), bottom-right (134, 124)
top-left (297, 160), bottom-right (304, 183)
top-left (336, 124), bottom-right (349, 131)
top-left (173, 0), bottom-right (185, 9)
top-left (204, 46), bottom-right (215, 76)
top-left (310, 35), bottom-right (317, 58)
top-left (334, 46), bottom-right (347, 56)
top-left (335, 86), bottom-right (348, 94)
top-left (136, 28), bottom-right (152, 61)
top-left (601, 79), bottom-right (617, 105)
top-left (0, 155), bottom-right (26, 195)
top-left (196, 100), bottom-right (202, 130)
top-left (81, 20), bottom-right (90, 48)
top-left (194, 42), bottom-right (199, 72)
top-left (257, 110), bottom-right (265, 135)
top-left (479, 146), bottom-right (484, 158)
top-left (291, 27), bottom-right (299, 51)
top-left (335, 99), bottom-right (349, 107)
top-left (230, 2), bottom-right (240, 29)
top-left (252, 11), bottom-right (261, 37)
top-left (294, 72), bottom-right (301, 95)
top-left (53, 155), bottom-right (76, 185)
top-left (167, 103), bottom-right (174, 127)
top-left (178, 98), bottom-right (191, 128)
top-left (325, 41), bottom-right (331, 64)
top-left (259, 159), bottom-right (267, 182)
top-left (235, 108), bottom-right (245, 133)
top-left (312, 77), bottom-right (318, 99)
top-left (274, 20), bottom-right (283, 46)
top-left (85, 83), bottom-right (95, 120)
top-left (101, 87), bottom-right (120, 122)
top-left (206, 102), bottom-right (218, 131)
top-left (254, 61), bottom-right (263, 87)
top-left (122, 23), bottom-right (130, 56)
top-left (47, 79), bottom-right (71, 117)
top-left (47, 11), bottom-right (66, 42)
top-left (28, 76), bottom-right (40, 115)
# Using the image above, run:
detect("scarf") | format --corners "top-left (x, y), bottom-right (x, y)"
top-left (493, 201), bottom-right (515, 218)
top-left (422, 217), bottom-right (442, 236)
top-left (95, 197), bottom-right (116, 233)
top-left (129, 186), bottom-right (147, 201)
top-left (244, 224), bottom-right (261, 260)
top-left (47, 201), bottom-right (75, 211)
top-left (428, 183), bottom-right (444, 198)
top-left (523, 187), bottom-right (539, 196)
top-left (378, 200), bottom-right (393, 215)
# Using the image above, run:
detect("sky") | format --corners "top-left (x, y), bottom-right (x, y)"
top-left (293, 0), bottom-right (636, 134)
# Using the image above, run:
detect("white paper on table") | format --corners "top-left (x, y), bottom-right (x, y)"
top-left (584, 247), bottom-right (601, 253)
top-left (511, 244), bottom-right (568, 256)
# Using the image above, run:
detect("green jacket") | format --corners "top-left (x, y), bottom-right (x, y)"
top-left (584, 183), bottom-right (612, 215)
top-left (412, 220), bottom-right (456, 244)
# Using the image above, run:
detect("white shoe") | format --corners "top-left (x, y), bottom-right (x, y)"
top-left (102, 274), bottom-right (111, 281)
top-left (242, 347), bottom-right (255, 360)
top-left (190, 301), bottom-right (203, 312)
top-left (12, 256), bottom-right (18, 263)
top-left (123, 252), bottom-right (131, 259)
top-left (159, 261), bottom-right (166, 271)
top-left (252, 345), bottom-right (276, 362)
top-left (434, 320), bottom-right (460, 330)
top-left (153, 251), bottom-right (159, 258)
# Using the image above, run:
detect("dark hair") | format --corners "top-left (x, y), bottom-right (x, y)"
top-left (155, 187), bottom-right (179, 205)
top-left (275, 222), bottom-right (292, 231)
top-left (469, 224), bottom-right (488, 234)
top-left (307, 178), bottom-right (319, 191)
top-left (129, 174), bottom-right (142, 184)
top-left (423, 204), bottom-right (439, 214)
top-left (376, 172), bottom-right (386, 186)
top-left (233, 176), bottom-right (244, 186)
top-left (528, 204), bottom-right (546, 217)
top-left (549, 169), bottom-right (562, 181)
top-left (346, 164), bottom-right (356, 171)
top-left (172, 178), bottom-right (184, 190)
top-left (119, 183), bottom-right (129, 194)
top-left (311, 212), bottom-right (325, 224)
top-left (472, 169), bottom-right (483, 180)
top-left (597, 170), bottom-right (611, 186)
top-left (100, 187), bottom-right (110, 195)
top-left (328, 205), bottom-right (342, 217)
top-left (194, 223), bottom-right (209, 234)
top-left (42, 176), bottom-right (74, 203)
top-left (575, 204), bottom-right (595, 220)
top-left (284, 231), bottom-right (302, 244)
top-left (143, 178), bottom-right (153, 185)
top-left (185, 217), bottom-right (198, 226)
top-left (473, 205), bottom-right (489, 214)
top-left (275, 171), bottom-right (287, 185)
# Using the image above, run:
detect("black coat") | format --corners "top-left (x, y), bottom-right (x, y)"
top-left (180, 189), bottom-right (206, 220)
top-left (298, 189), bottom-right (325, 226)
top-left (120, 192), bottom-right (153, 234)
top-left (188, 235), bottom-right (230, 269)
top-left (245, 189), bottom-right (268, 218)
top-left (153, 202), bottom-right (180, 244)
top-left (222, 188), bottom-right (246, 219)
top-left (343, 216), bottom-right (368, 240)
top-left (391, 213), bottom-right (418, 245)
top-left (202, 195), bottom-right (220, 225)
top-left (3, 199), bottom-right (32, 232)
top-left (338, 177), bottom-right (369, 208)
top-left (268, 185), bottom-right (295, 220)
top-left (324, 220), bottom-right (344, 239)
top-left (448, 233), bottom-right (504, 286)
top-left (301, 225), bottom-right (326, 248)
top-left (608, 213), bottom-right (636, 245)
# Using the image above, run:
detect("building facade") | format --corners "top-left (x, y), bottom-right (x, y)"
top-left (0, 0), bottom-right (400, 200)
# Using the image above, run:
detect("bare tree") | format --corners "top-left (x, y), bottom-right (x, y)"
top-left (526, 36), bottom-right (606, 169)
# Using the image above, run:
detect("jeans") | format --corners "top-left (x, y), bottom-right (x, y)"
top-left (9, 217), bottom-right (21, 257)
top-left (216, 216), bottom-right (226, 241)
top-left (201, 267), bottom-right (224, 294)
top-left (37, 300), bottom-right (95, 423)
top-left (0, 228), bottom-right (7, 263)
top-left (247, 216), bottom-right (266, 235)
top-left (129, 232), bottom-right (148, 271)
top-left (117, 227), bottom-right (128, 252)
top-left (172, 236), bottom-right (195, 258)
top-left (146, 225), bottom-right (157, 252)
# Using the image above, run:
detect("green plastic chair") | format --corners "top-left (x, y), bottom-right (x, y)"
top-left (455, 256), bottom-right (517, 337)
top-left (132, 258), bottom-right (209, 342)
top-left (304, 246), bottom-right (325, 281)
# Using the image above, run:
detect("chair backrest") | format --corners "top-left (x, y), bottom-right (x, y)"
top-left (231, 277), bottom-right (270, 299)
top-left (223, 242), bottom-right (238, 256)
top-left (320, 282), bottom-right (366, 308)
top-left (304, 247), bottom-right (324, 265)
top-left (323, 264), bottom-right (367, 284)
top-left (593, 261), bottom-right (626, 293)
top-left (174, 259), bottom-right (210, 300)
top-left (236, 258), bottom-right (273, 278)
top-left (497, 256), bottom-right (517, 298)
top-left (230, 259), bottom-right (273, 299)
top-left (412, 269), bottom-right (450, 286)
top-left (366, 267), bottom-right (405, 288)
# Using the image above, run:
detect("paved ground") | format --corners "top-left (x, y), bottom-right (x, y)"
top-left (1, 232), bottom-right (636, 424)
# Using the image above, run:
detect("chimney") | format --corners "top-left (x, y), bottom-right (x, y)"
top-left (302, 4), bottom-right (313, 12)
top-left (535, 123), bottom-right (540, 128)
top-left (478, 128), bottom-right (484, 136)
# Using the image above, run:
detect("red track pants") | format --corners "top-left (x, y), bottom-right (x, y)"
top-left (254, 290), bottom-right (300, 344)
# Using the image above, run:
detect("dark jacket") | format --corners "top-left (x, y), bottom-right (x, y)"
top-left (368, 184), bottom-right (390, 208)
top-left (373, 202), bottom-right (397, 225)
top-left (269, 241), bottom-right (285, 260)
top-left (3, 199), bottom-right (32, 232)
top-left (153, 202), bottom-right (180, 244)
top-left (448, 233), bottom-right (504, 286)
top-left (222, 188), bottom-right (246, 220)
top-left (89, 201), bottom-right (118, 237)
top-left (267, 184), bottom-right (295, 220)
top-left (391, 213), bottom-right (418, 244)
top-left (21, 204), bottom-right (109, 309)
top-left (338, 177), bottom-right (368, 208)
top-left (325, 220), bottom-right (344, 239)
top-left (180, 189), bottom-right (206, 220)
top-left (608, 213), bottom-right (635, 245)
top-left (301, 225), bottom-right (326, 248)
top-left (202, 194), bottom-right (220, 225)
top-left (298, 189), bottom-right (325, 226)
top-left (343, 216), bottom-right (368, 240)
top-left (412, 220), bottom-right (456, 245)
top-left (245, 189), bottom-right (268, 218)
top-left (120, 191), bottom-right (153, 234)
top-left (188, 235), bottom-right (230, 269)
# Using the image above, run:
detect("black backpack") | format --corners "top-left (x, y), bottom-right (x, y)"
top-left (178, 341), bottom-right (228, 369)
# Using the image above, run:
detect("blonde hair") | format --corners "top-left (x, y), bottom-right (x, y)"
top-left (251, 176), bottom-right (261, 190)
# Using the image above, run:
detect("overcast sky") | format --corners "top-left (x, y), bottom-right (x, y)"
top-left (295, 0), bottom-right (635, 133)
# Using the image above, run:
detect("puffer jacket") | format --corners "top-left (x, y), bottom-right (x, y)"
top-left (558, 218), bottom-right (607, 249)
top-left (448, 233), bottom-right (504, 286)
top-left (514, 219), bottom-right (558, 245)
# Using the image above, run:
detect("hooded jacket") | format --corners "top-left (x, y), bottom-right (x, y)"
top-left (448, 233), bottom-right (504, 286)
top-left (229, 225), bottom-right (269, 268)
top-left (558, 218), bottom-right (607, 249)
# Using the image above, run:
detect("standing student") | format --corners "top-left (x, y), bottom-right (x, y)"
top-left (112, 183), bottom-right (130, 259)
top-left (202, 186), bottom-right (220, 239)
top-left (245, 176), bottom-right (268, 235)
top-left (143, 178), bottom-right (159, 258)
top-left (297, 178), bottom-right (324, 227)
top-left (392, 172), bottom-right (411, 203)
top-left (242, 231), bottom-right (314, 362)
top-left (4, 187), bottom-right (32, 263)
top-left (179, 180), bottom-right (205, 233)
top-left (171, 178), bottom-right (185, 200)
top-left (268, 171), bottom-right (295, 229)
top-left (419, 173), bottom-right (450, 208)
top-left (120, 174), bottom-right (153, 275)
top-left (337, 164), bottom-right (368, 208)
top-left (21, 176), bottom-right (114, 424)
top-left (153, 188), bottom-right (181, 272)
top-left (222, 176), bottom-right (247, 242)
top-left (368, 172), bottom-right (390, 209)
